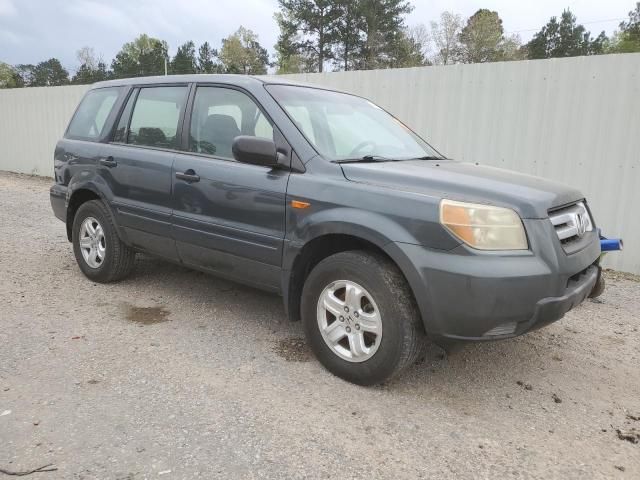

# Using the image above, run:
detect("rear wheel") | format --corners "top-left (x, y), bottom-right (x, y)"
top-left (72, 200), bottom-right (135, 283)
top-left (301, 250), bottom-right (424, 385)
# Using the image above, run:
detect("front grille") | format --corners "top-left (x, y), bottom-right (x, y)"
top-left (549, 201), bottom-right (593, 249)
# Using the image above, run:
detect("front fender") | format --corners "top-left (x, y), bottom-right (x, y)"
top-left (282, 208), bottom-right (441, 330)
top-left (289, 206), bottom-right (423, 251)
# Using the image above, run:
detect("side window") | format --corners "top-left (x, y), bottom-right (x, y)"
top-left (128, 86), bottom-right (188, 149)
top-left (112, 90), bottom-right (137, 143)
top-left (189, 87), bottom-right (274, 159)
top-left (66, 87), bottom-right (120, 141)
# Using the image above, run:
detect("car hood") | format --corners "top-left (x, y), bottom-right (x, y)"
top-left (340, 160), bottom-right (583, 219)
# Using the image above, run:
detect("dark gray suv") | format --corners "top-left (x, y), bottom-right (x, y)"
top-left (50, 75), bottom-right (602, 385)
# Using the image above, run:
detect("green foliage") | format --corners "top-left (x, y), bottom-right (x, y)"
top-left (171, 41), bottom-right (197, 74)
top-left (526, 9), bottom-right (607, 59)
top-left (357, 0), bottom-right (414, 70)
top-left (331, 0), bottom-right (364, 71)
top-left (275, 0), bottom-right (420, 72)
top-left (29, 58), bottom-right (70, 86)
top-left (111, 34), bottom-right (169, 78)
top-left (0, 62), bottom-right (21, 88)
top-left (387, 29), bottom-right (428, 68)
top-left (458, 9), bottom-right (504, 63)
top-left (607, 2), bottom-right (640, 53)
top-left (197, 42), bottom-right (223, 73)
top-left (72, 62), bottom-right (110, 84)
top-left (72, 47), bottom-right (110, 84)
top-left (13, 64), bottom-right (34, 87)
top-left (276, 0), bottom-right (342, 72)
top-left (455, 9), bottom-right (523, 63)
top-left (219, 27), bottom-right (270, 74)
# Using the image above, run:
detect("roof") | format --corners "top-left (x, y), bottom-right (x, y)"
top-left (92, 74), bottom-right (315, 90)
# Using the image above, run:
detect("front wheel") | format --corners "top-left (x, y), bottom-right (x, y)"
top-left (301, 250), bottom-right (424, 385)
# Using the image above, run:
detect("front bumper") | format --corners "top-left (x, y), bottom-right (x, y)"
top-left (393, 219), bottom-right (601, 341)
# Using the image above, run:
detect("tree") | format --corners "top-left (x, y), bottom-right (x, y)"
top-left (429, 11), bottom-right (463, 65)
top-left (219, 27), bottom-right (270, 74)
top-left (357, 0), bottom-right (414, 70)
top-left (387, 28), bottom-right (428, 68)
top-left (13, 64), bottom-right (35, 87)
top-left (407, 24), bottom-right (429, 61)
top-left (73, 62), bottom-right (110, 84)
top-left (276, 51), bottom-right (316, 73)
top-left (31, 58), bottom-right (69, 86)
top-left (607, 2), bottom-right (640, 53)
top-left (197, 42), bottom-right (223, 73)
top-left (171, 41), bottom-right (197, 74)
top-left (275, 0), bottom-right (341, 73)
top-left (111, 34), bottom-right (169, 78)
top-left (332, 0), bottom-right (365, 71)
top-left (496, 34), bottom-right (526, 61)
top-left (72, 47), bottom-right (110, 84)
top-left (458, 9), bottom-right (505, 63)
top-left (527, 9), bottom-right (607, 59)
top-left (0, 62), bottom-right (21, 88)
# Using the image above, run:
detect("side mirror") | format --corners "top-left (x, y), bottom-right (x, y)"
top-left (232, 136), bottom-right (278, 167)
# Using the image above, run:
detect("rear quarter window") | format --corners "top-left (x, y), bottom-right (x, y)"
top-left (66, 87), bottom-right (120, 141)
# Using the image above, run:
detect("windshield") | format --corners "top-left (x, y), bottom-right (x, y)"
top-left (266, 84), bottom-right (443, 162)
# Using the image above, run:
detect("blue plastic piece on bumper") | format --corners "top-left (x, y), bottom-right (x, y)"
top-left (600, 238), bottom-right (623, 252)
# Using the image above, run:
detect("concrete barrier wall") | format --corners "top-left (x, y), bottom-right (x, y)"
top-left (0, 54), bottom-right (638, 272)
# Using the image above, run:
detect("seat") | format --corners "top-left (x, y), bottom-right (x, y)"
top-left (135, 127), bottom-right (167, 147)
top-left (199, 114), bottom-right (240, 158)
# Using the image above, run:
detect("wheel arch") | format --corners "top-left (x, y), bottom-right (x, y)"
top-left (65, 175), bottom-right (119, 243)
top-left (282, 228), bottom-right (429, 333)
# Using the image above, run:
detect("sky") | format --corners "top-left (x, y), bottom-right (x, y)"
top-left (0, 0), bottom-right (636, 73)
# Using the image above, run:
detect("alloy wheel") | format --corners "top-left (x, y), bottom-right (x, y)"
top-left (78, 216), bottom-right (106, 268)
top-left (316, 280), bottom-right (382, 362)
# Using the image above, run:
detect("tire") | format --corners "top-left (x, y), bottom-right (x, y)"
top-left (301, 250), bottom-right (424, 385)
top-left (71, 200), bottom-right (136, 283)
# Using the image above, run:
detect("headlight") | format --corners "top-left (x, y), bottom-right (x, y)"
top-left (439, 199), bottom-right (528, 250)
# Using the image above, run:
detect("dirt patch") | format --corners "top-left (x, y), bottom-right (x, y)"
top-left (274, 337), bottom-right (312, 362)
top-left (125, 305), bottom-right (170, 325)
top-left (604, 269), bottom-right (640, 283)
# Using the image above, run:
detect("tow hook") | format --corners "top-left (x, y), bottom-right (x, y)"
top-left (589, 234), bottom-right (624, 298)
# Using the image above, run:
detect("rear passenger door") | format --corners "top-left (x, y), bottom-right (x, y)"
top-left (171, 85), bottom-right (290, 291)
top-left (101, 85), bottom-right (189, 260)
top-left (58, 86), bottom-right (122, 185)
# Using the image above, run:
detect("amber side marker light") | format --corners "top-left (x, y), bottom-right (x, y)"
top-left (291, 200), bottom-right (311, 209)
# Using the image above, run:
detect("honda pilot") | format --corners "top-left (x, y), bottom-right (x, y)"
top-left (50, 75), bottom-right (602, 385)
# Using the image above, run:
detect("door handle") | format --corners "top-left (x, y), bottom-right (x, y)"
top-left (175, 169), bottom-right (200, 183)
top-left (99, 156), bottom-right (117, 168)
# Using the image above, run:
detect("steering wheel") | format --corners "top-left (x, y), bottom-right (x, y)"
top-left (349, 140), bottom-right (377, 157)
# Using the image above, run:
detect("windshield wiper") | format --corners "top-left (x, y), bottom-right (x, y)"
top-left (333, 155), bottom-right (397, 164)
top-left (412, 155), bottom-right (446, 160)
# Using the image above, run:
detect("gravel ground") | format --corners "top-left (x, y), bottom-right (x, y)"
top-left (0, 171), bottom-right (639, 479)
